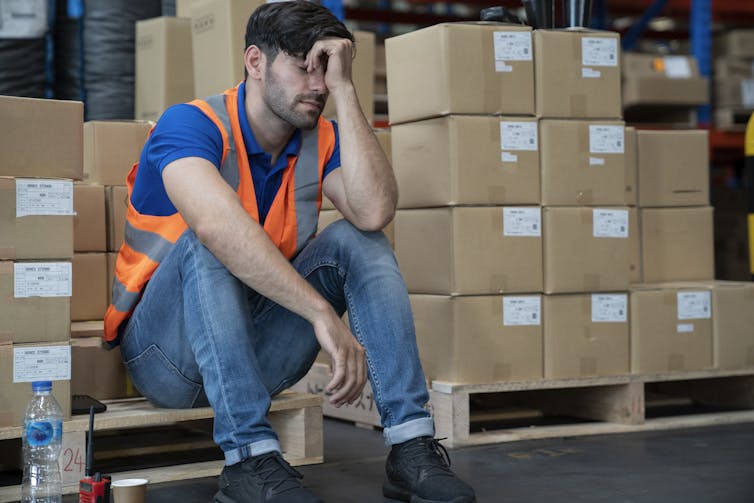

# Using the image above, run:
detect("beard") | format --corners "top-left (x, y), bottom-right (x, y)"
top-left (263, 65), bottom-right (327, 130)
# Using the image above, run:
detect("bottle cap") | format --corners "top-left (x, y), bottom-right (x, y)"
top-left (32, 381), bottom-right (53, 392)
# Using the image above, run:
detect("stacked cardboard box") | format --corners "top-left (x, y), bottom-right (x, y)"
top-left (0, 96), bottom-right (82, 426)
top-left (388, 23), bottom-right (544, 384)
top-left (713, 30), bottom-right (754, 131)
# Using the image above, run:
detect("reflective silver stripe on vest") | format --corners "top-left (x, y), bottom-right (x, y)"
top-left (111, 279), bottom-right (140, 313)
top-left (205, 94), bottom-right (240, 191)
top-left (203, 92), bottom-right (321, 256)
top-left (124, 220), bottom-right (175, 263)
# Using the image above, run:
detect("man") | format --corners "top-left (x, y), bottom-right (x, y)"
top-left (104, 2), bottom-right (475, 502)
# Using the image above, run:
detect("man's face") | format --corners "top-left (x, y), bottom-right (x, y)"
top-left (261, 51), bottom-right (328, 130)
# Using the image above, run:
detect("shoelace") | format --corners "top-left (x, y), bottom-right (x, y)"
top-left (402, 437), bottom-right (453, 477)
top-left (251, 452), bottom-right (305, 495)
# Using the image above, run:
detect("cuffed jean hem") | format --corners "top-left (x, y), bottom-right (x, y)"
top-left (225, 438), bottom-right (281, 465)
top-left (383, 417), bottom-right (435, 446)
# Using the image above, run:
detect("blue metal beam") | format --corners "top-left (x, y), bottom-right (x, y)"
top-left (690, 0), bottom-right (712, 126)
top-left (621, 0), bottom-right (669, 51)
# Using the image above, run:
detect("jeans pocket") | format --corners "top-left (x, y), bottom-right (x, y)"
top-left (124, 344), bottom-right (203, 409)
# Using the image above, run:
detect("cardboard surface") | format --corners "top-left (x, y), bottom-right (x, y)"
top-left (74, 183), bottom-right (106, 253)
top-left (84, 122), bottom-right (152, 186)
top-left (622, 53), bottom-right (708, 107)
top-left (191, 0), bottom-right (264, 97)
top-left (0, 261), bottom-right (71, 344)
top-left (0, 342), bottom-right (71, 427)
top-left (630, 284), bottom-right (713, 373)
top-left (71, 337), bottom-right (131, 400)
top-left (543, 293), bottom-right (629, 379)
top-left (534, 30), bottom-right (621, 119)
top-left (322, 30), bottom-right (375, 124)
top-left (135, 17), bottom-right (195, 121)
top-left (540, 120), bottom-right (625, 206)
top-left (106, 186), bottom-right (129, 252)
top-left (714, 77), bottom-right (754, 108)
top-left (706, 281), bottom-right (754, 369)
top-left (716, 30), bottom-right (754, 59)
top-left (624, 126), bottom-right (637, 206)
top-left (106, 252), bottom-right (118, 307)
top-left (628, 207), bottom-right (641, 284)
top-left (395, 207), bottom-right (543, 295)
top-left (71, 253), bottom-right (108, 322)
top-left (0, 96), bottom-right (83, 180)
top-left (393, 115), bottom-right (539, 207)
top-left (386, 23), bottom-right (535, 124)
top-left (543, 206), bottom-right (630, 294)
top-left (640, 207), bottom-right (714, 283)
top-left (410, 294), bottom-right (543, 383)
top-left (636, 130), bottom-right (709, 208)
top-left (0, 178), bottom-right (74, 260)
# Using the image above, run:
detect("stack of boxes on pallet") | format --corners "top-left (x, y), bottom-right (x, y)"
top-left (0, 96), bottom-right (79, 426)
top-left (713, 30), bottom-right (754, 131)
top-left (386, 23), bottom-right (754, 386)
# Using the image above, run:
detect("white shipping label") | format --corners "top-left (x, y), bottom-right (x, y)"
top-left (741, 79), bottom-right (754, 108)
top-left (503, 296), bottom-right (541, 326)
top-left (0, 0), bottom-right (48, 38)
top-left (500, 121), bottom-right (538, 151)
top-left (663, 56), bottom-right (692, 78)
top-left (589, 157), bottom-right (605, 166)
top-left (16, 179), bottom-right (74, 217)
top-left (677, 291), bottom-right (711, 320)
top-left (13, 262), bottom-right (72, 298)
top-left (493, 31), bottom-right (533, 62)
top-left (593, 209), bottom-right (628, 238)
top-left (591, 294), bottom-right (628, 323)
top-left (677, 323), bottom-right (695, 333)
top-left (589, 125), bottom-right (625, 154)
top-left (13, 345), bottom-right (71, 383)
top-left (495, 61), bottom-right (513, 72)
top-left (582, 37), bottom-right (618, 67)
top-left (501, 152), bottom-right (518, 163)
top-left (582, 68), bottom-right (601, 78)
top-left (503, 207), bottom-right (541, 237)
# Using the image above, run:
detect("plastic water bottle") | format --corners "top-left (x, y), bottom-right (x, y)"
top-left (21, 381), bottom-right (63, 503)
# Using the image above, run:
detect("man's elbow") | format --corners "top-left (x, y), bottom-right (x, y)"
top-left (355, 206), bottom-right (395, 232)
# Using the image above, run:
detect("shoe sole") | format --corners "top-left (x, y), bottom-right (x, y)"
top-left (383, 481), bottom-right (476, 503)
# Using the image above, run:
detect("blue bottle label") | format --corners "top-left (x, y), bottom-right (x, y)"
top-left (25, 421), bottom-right (57, 447)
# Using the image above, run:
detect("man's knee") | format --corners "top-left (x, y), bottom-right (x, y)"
top-left (320, 219), bottom-right (392, 253)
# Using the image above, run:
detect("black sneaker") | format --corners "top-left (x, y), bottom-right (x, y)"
top-left (214, 451), bottom-right (323, 503)
top-left (383, 436), bottom-right (476, 503)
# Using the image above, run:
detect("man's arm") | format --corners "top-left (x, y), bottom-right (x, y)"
top-left (162, 157), bottom-right (366, 406)
top-left (309, 38), bottom-right (398, 231)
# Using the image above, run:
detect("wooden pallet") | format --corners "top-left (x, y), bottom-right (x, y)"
top-left (714, 107), bottom-right (753, 132)
top-left (430, 369), bottom-right (754, 448)
top-left (0, 391), bottom-right (322, 503)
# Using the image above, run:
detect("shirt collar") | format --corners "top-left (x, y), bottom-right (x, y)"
top-left (237, 82), bottom-right (302, 160)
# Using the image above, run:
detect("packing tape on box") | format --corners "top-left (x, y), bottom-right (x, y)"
top-left (576, 189), bottom-right (594, 205)
top-left (482, 30), bottom-right (500, 113)
top-left (0, 247), bottom-right (16, 260)
top-left (491, 274), bottom-right (509, 293)
top-left (580, 209), bottom-right (592, 225)
top-left (0, 332), bottom-right (13, 344)
top-left (583, 273), bottom-right (601, 292)
top-left (580, 357), bottom-right (597, 376)
top-left (668, 354), bottom-right (685, 371)
top-left (583, 325), bottom-right (597, 343)
top-left (663, 291), bottom-right (675, 306)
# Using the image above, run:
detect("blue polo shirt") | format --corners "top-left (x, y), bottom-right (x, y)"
top-left (131, 82), bottom-right (341, 224)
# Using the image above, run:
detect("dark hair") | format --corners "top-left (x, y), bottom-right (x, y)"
top-left (245, 0), bottom-right (354, 61)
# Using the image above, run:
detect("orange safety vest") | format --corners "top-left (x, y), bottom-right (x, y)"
top-left (103, 84), bottom-right (336, 344)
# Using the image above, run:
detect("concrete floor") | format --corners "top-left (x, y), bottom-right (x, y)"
top-left (58, 418), bottom-right (754, 503)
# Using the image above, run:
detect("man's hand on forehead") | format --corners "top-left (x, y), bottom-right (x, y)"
top-left (304, 37), bottom-right (354, 93)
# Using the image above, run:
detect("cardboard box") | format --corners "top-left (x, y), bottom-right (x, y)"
top-left (636, 130), bottom-right (709, 208)
top-left (543, 207), bottom-right (630, 294)
top-left (624, 126), bottom-right (637, 206)
top-left (74, 183), bottom-right (106, 252)
top-left (322, 30), bottom-right (375, 124)
top-left (0, 178), bottom-right (74, 260)
top-left (628, 207), bottom-right (641, 284)
top-left (386, 23), bottom-right (535, 124)
top-left (191, 0), bottom-right (264, 97)
top-left (135, 17), bottom-right (195, 121)
top-left (395, 207), bottom-right (543, 295)
top-left (543, 293), bottom-right (629, 378)
top-left (716, 30), bottom-right (754, 59)
top-left (640, 207), bottom-right (714, 283)
top-left (714, 77), bottom-right (754, 108)
top-left (714, 58), bottom-right (754, 80)
top-left (71, 337), bottom-right (131, 400)
top-left (707, 281), bottom-right (754, 369)
top-left (0, 341), bottom-right (72, 427)
top-left (106, 186), bottom-right (129, 252)
top-left (540, 120), bottom-right (625, 206)
top-left (534, 30), bottom-right (621, 119)
top-left (393, 116), bottom-right (539, 207)
top-left (410, 294), bottom-right (543, 383)
top-left (0, 96), bottom-right (83, 180)
top-left (622, 53), bottom-right (709, 107)
top-left (630, 284), bottom-right (713, 373)
top-left (0, 261), bottom-right (71, 344)
top-left (107, 252), bottom-right (117, 306)
top-left (71, 253), bottom-right (108, 322)
top-left (84, 122), bottom-right (152, 186)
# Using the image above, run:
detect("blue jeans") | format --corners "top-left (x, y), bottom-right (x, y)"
top-left (119, 220), bottom-right (433, 465)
